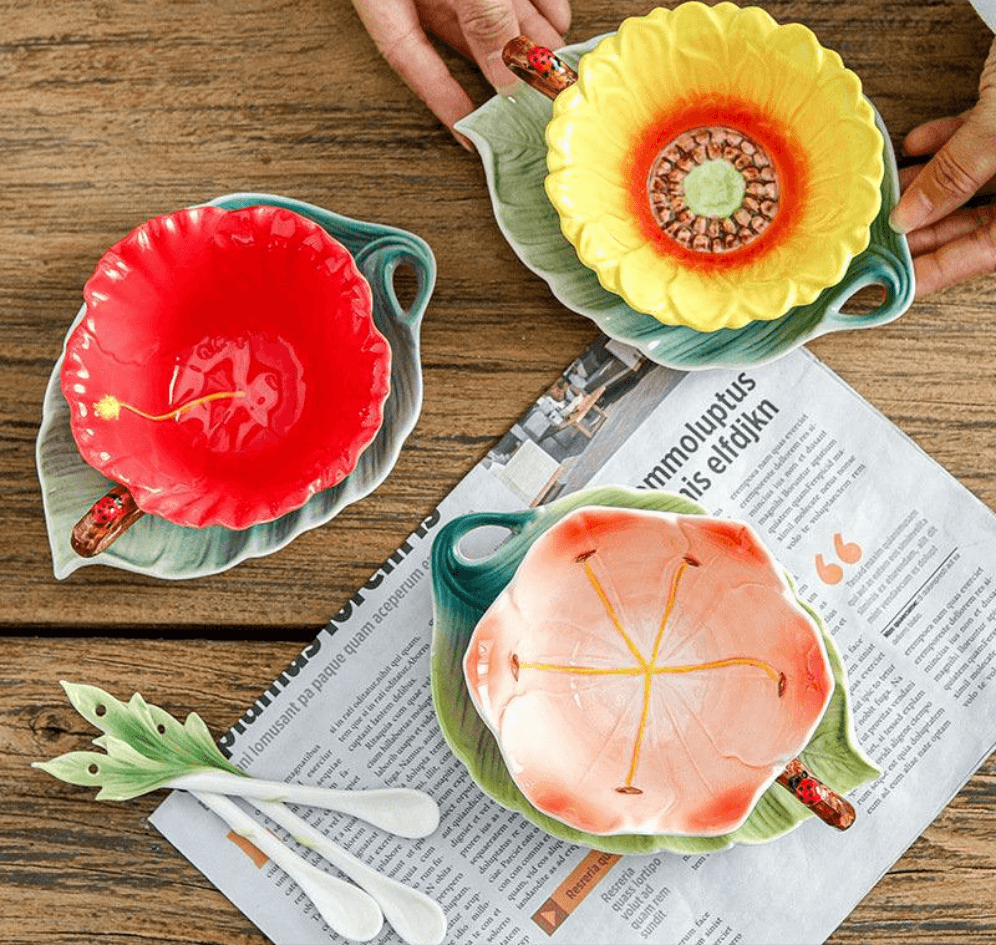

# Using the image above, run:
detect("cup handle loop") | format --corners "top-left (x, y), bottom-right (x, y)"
top-left (820, 241), bottom-right (915, 333)
top-left (354, 233), bottom-right (436, 331)
top-left (71, 483), bottom-right (145, 557)
top-left (431, 510), bottom-right (536, 605)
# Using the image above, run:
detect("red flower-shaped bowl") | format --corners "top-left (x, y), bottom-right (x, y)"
top-left (60, 204), bottom-right (392, 529)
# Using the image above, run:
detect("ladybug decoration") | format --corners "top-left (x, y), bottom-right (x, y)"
top-left (775, 757), bottom-right (856, 829)
top-left (91, 493), bottom-right (125, 526)
top-left (71, 484), bottom-right (145, 557)
top-left (502, 36), bottom-right (578, 98)
top-left (527, 45), bottom-right (556, 75)
top-left (795, 776), bottom-right (822, 806)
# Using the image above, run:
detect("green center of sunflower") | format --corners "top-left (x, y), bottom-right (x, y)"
top-left (647, 126), bottom-right (782, 254)
top-left (683, 160), bottom-right (746, 218)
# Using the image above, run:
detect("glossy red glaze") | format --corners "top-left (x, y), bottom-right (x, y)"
top-left (60, 205), bottom-right (391, 529)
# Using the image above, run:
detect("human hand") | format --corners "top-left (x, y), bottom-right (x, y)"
top-left (890, 38), bottom-right (996, 295)
top-left (352, 0), bottom-right (570, 140)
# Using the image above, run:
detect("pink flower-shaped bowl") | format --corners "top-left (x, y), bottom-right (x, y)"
top-left (464, 504), bottom-right (834, 837)
top-left (60, 204), bottom-right (391, 531)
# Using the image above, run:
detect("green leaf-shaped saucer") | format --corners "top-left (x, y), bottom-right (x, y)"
top-left (429, 486), bottom-right (879, 854)
top-left (456, 37), bottom-right (914, 370)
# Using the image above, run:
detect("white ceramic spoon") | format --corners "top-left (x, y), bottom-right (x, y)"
top-left (167, 770), bottom-right (440, 838)
top-left (193, 791), bottom-right (384, 942)
top-left (251, 799), bottom-right (447, 945)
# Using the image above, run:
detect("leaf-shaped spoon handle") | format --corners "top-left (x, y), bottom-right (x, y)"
top-left (777, 758), bottom-right (856, 830)
top-left (502, 35), bottom-right (578, 100)
top-left (193, 791), bottom-right (384, 942)
top-left (71, 483), bottom-right (144, 557)
top-left (251, 799), bottom-right (447, 945)
top-left (166, 770), bottom-right (440, 838)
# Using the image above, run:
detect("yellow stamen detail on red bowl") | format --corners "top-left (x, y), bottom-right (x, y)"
top-left (93, 390), bottom-right (245, 422)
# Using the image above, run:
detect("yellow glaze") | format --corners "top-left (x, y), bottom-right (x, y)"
top-left (545, 2), bottom-right (884, 332)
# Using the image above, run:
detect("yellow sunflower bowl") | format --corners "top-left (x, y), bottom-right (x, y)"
top-left (544, 2), bottom-right (885, 332)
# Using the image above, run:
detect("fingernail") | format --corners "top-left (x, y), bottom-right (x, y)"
top-left (889, 191), bottom-right (933, 234)
top-left (485, 49), bottom-right (523, 97)
top-left (888, 209), bottom-right (908, 234)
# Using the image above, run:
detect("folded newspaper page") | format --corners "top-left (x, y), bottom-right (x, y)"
top-left (151, 342), bottom-right (996, 945)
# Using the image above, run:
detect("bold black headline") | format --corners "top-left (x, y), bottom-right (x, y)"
top-left (640, 371), bottom-right (778, 501)
top-left (216, 509), bottom-right (441, 757)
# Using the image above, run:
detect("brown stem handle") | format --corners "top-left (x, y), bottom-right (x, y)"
top-left (502, 35), bottom-right (578, 101)
top-left (71, 483), bottom-right (145, 557)
top-left (776, 758), bottom-right (856, 830)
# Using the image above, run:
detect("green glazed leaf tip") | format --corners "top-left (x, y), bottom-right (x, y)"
top-left (32, 681), bottom-right (246, 800)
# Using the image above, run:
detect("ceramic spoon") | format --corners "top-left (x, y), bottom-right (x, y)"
top-left (193, 791), bottom-right (384, 942)
top-left (165, 770), bottom-right (440, 838)
top-left (250, 799), bottom-right (447, 945)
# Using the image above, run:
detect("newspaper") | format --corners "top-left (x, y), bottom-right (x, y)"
top-left (151, 340), bottom-right (996, 945)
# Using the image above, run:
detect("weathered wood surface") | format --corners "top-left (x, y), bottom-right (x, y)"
top-left (1, 0), bottom-right (995, 941)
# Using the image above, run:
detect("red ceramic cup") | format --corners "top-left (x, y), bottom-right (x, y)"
top-left (61, 204), bottom-right (392, 555)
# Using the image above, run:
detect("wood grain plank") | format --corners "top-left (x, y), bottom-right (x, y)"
top-left (4, 639), bottom-right (996, 944)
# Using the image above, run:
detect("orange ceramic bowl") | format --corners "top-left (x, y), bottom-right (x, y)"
top-left (463, 504), bottom-right (834, 836)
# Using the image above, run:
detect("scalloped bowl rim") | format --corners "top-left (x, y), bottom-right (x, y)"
top-left (462, 504), bottom-right (835, 838)
top-left (36, 191), bottom-right (434, 580)
top-left (543, 3), bottom-right (885, 331)
top-left (60, 203), bottom-right (393, 530)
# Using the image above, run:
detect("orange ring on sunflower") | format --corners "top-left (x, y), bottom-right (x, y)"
top-left (545, 2), bottom-right (884, 332)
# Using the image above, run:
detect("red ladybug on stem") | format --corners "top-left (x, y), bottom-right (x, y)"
top-left (91, 494), bottom-right (123, 526)
top-left (527, 45), bottom-right (555, 75)
top-left (796, 777), bottom-right (822, 806)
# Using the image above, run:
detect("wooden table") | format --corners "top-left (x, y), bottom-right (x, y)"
top-left (2, 0), bottom-right (994, 941)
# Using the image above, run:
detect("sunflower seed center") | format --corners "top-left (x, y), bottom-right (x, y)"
top-left (647, 126), bottom-right (781, 254)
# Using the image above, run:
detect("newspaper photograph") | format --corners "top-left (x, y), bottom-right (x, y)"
top-left (151, 340), bottom-right (996, 945)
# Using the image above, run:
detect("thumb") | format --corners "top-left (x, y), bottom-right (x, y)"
top-left (891, 42), bottom-right (996, 234)
top-left (457, 0), bottom-right (521, 93)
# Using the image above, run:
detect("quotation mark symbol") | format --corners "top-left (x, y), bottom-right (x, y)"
top-left (834, 533), bottom-right (862, 564)
top-left (815, 533), bottom-right (863, 585)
